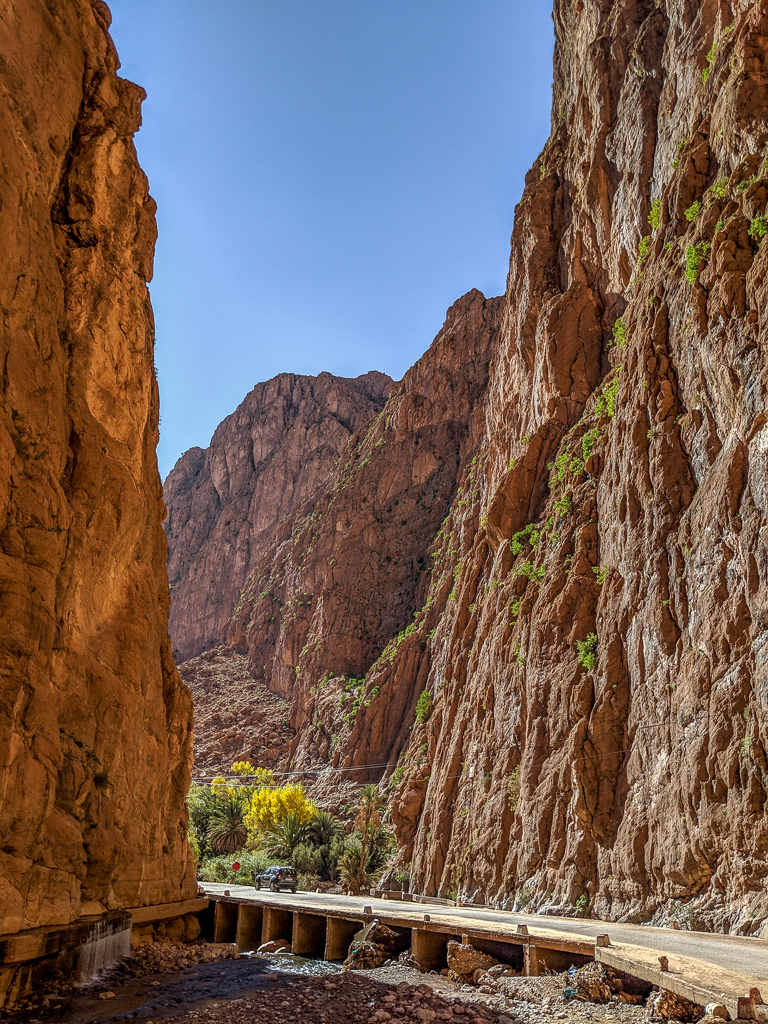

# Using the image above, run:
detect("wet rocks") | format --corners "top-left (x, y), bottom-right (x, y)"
top-left (257, 940), bottom-right (292, 954)
top-left (131, 913), bottom-right (203, 948)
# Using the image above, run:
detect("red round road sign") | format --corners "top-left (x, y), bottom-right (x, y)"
top-left (232, 862), bottom-right (241, 871)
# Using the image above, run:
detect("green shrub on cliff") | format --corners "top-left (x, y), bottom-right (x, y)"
top-left (415, 689), bottom-right (432, 723)
top-left (684, 200), bottom-right (702, 222)
top-left (611, 317), bottom-right (627, 348)
top-left (685, 241), bottom-right (711, 283)
top-left (576, 633), bottom-right (599, 671)
top-left (648, 199), bottom-right (662, 231)
top-left (507, 767), bottom-right (521, 811)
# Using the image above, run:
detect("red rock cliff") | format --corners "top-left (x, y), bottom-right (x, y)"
top-left (213, 0), bottom-right (768, 935)
top-left (168, 0), bottom-right (768, 934)
top-left (164, 371), bottom-right (392, 661)
top-left (0, 0), bottom-right (195, 935)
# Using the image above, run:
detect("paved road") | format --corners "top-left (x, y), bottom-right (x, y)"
top-left (202, 883), bottom-right (768, 982)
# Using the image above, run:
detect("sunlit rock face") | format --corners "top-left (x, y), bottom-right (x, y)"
top-left (170, 0), bottom-right (768, 936)
top-left (0, 0), bottom-right (195, 936)
top-left (164, 371), bottom-right (392, 662)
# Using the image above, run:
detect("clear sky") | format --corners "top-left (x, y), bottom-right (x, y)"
top-left (106, 1), bottom-right (555, 479)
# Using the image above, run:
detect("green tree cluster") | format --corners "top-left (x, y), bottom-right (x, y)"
top-left (187, 766), bottom-right (394, 892)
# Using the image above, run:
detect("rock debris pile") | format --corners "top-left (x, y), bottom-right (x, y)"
top-left (179, 645), bottom-right (293, 776)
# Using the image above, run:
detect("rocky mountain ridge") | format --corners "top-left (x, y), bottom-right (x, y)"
top-left (166, 0), bottom-right (768, 936)
top-left (164, 370), bottom-right (391, 661)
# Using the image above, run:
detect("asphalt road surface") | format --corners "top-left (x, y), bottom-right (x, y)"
top-left (201, 883), bottom-right (768, 982)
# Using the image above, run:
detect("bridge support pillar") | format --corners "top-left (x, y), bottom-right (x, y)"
top-left (261, 907), bottom-right (293, 948)
top-left (292, 913), bottom-right (326, 957)
top-left (412, 929), bottom-right (458, 972)
top-left (235, 905), bottom-right (263, 951)
top-left (213, 902), bottom-right (238, 944)
top-left (324, 918), bottom-right (360, 960)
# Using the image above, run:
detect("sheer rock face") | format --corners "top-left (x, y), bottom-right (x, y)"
top-left (382, 0), bottom-right (768, 933)
top-left (163, 371), bottom-right (392, 661)
top-left (0, 0), bottom-right (195, 936)
top-left (179, 646), bottom-right (293, 778)
top-left (170, 0), bottom-right (768, 935)
top-left (223, 290), bottom-right (500, 767)
top-left (212, 0), bottom-right (768, 935)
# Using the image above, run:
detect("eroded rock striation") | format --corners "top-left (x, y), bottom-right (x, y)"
top-left (170, 0), bottom-right (768, 934)
top-left (0, 0), bottom-right (195, 938)
top-left (222, 291), bottom-right (499, 758)
top-left (164, 371), bottom-right (391, 661)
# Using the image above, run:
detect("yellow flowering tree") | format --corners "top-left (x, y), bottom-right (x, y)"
top-left (245, 782), bottom-right (316, 846)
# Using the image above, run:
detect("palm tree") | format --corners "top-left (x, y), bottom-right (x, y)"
top-left (338, 843), bottom-right (370, 894)
top-left (206, 794), bottom-right (248, 854)
top-left (260, 812), bottom-right (309, 861)
top-left (307, 810), bottom-right (342, 847)
top-left (354, 784), bottom-right (387, 874)
top-left (306, 810), bottom-right (345, 880)
top-left (364, 823), bottom-right (395, 873)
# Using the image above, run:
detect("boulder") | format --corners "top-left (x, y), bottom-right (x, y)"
top-left (446, 940), bottom-right (498, 984)
top-left (343, 940), bottom-right (389, 970)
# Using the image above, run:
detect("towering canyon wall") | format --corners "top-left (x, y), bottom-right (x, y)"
top-left (0, 0), bottom-right (195, 936)
top-left (164, 371), bottom-right (391, 661)
top-left (167, 0), bottom-right (768, 935)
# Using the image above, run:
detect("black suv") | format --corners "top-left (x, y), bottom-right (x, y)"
top-left (254, 865), bottom-right (298, 892)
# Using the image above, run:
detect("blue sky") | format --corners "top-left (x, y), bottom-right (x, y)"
top-left (106, 1), bottom-right (555, 479)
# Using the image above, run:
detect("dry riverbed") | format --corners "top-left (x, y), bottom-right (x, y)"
top-left (0, 942), bottom-right (663, 1024)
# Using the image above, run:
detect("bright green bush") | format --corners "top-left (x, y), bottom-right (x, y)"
top-left (648, 199), bottom-right (662, 231)
top-left (576, 633), bottom-right (599, 671)
top-left (198, 850), bottom-right (271, 884)
top-left (415, 689), bottom-right (433, 723)
top-left (611, 317), bottom-right (627, 348)
top-left (684, 200), bottom-right (702, 222)
top-left (685, 241), bottom-right (711, 283)
top-left (581, 427), bottom-right (602, 463)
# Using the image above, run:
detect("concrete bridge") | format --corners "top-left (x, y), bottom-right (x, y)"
top-left (202, 883), bottom-right (768, 1021)
top-left (2, 885), bottom-right (766, 1018)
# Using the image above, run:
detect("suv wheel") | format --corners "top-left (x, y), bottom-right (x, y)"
top-left (270, 880), bottom-right (278, 892)
top-left (255, 879), bottom-right (261, 890)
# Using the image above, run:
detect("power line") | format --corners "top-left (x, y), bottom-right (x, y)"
top-left (191, 715), bottom-right (749, 790)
